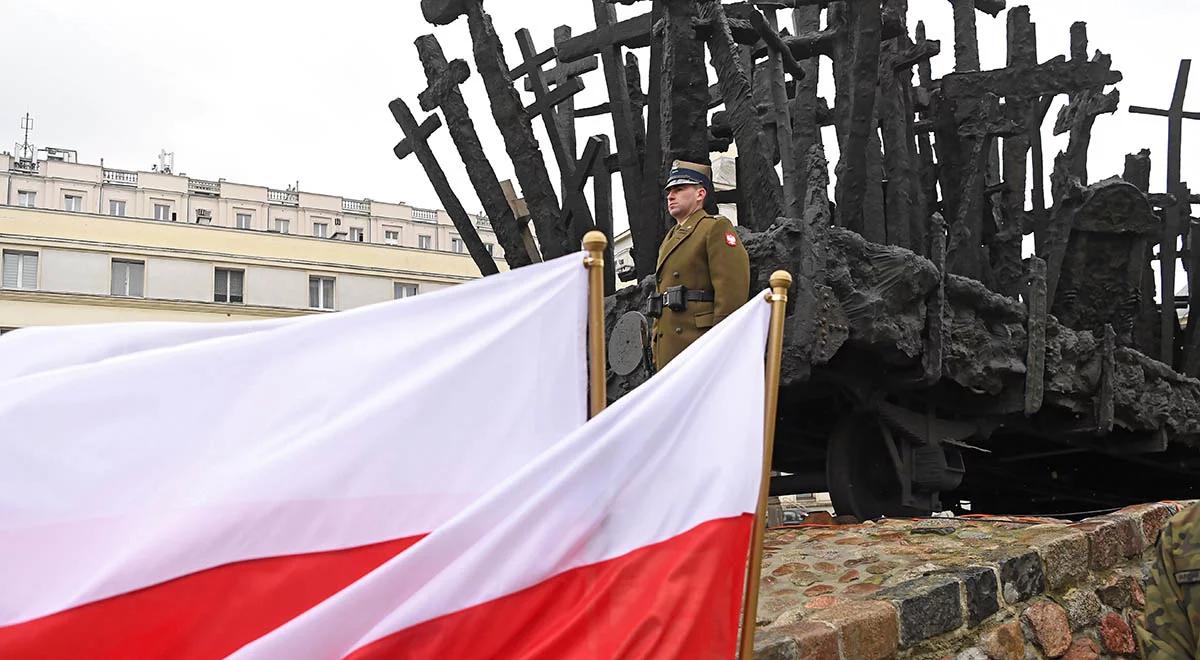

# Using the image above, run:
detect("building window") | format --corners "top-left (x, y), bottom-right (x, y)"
top-left (214, 268), bottom-right (244, 304)
top-left (418, 234), bottom-right (432, 250)
top-left (110, 259), bottom-right (145, 297)
top-left (110, 199), bottom-right (127, 217)
top-left (451, 238), bottom-right (465, 254)
top-left (394, 282), bottom-right (418, 299)
top-left (63, 194), bottom-right (83, 212)
top-left (2, 250), bottom-right (38, 290)
top-left (485, 243), bottom-right (495, 256)
top-left (309, 275), bottom-right (335, 310)
top-left (349, 227), bottom-right (364, 242)
top-left (154, 203), bottom-right (173, 221)
top-left (412, 209), bottom-right (437, 223)
top-left (195, 208), bottom-right (212, 224)
top-left (275, 219), bottom-right (290, 234)
top-left (16, 191), bottom-right (35, 208)
top-left (313, 222), bottom-right (329, 238)
top-left (384, 230), bottom-right (400, 245)
top-left (236, 213), bottom-right (252, 230)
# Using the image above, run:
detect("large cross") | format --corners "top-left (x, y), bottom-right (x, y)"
top-left (696, 0), bottom-right (782, 232)
top-left (523, 25), bottom-right (599, 159)
top-left (788, 3), bottom-right (826, 211)
top-left (414, 33), bottom-right (537, 268)
top-left (1130, 59), bottom-right (1200, 366)
top-left (564, 0), bottom-right (658, 280)
top-left (1052, 23), bottom-right (1119, 187)
top-left (512, 28), bottom-right (596, 243)
top-left (426, 0), bottom-right (571, 259)
top-left (747, 6), bottom-right (803, 216)
top-left (938, 53), bottom-right (1122, 281)
top-left (556, 11), bottom-right (654, 63)
top-left (389, 99), bottom-right (500, 277)
top-left (948, 0), bottom-right (1006, 73)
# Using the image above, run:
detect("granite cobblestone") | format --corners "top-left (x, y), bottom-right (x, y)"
top-left (753, 502), bottom-right (1194, 659)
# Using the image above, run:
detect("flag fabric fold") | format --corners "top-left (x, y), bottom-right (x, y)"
top-left (0, 249), bottom-right (772, 659)
top-left (237, 290), bottom-right (771, 659)
top-left (0, 253), bottom-right (588, 658)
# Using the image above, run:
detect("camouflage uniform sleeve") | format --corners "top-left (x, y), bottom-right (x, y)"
top-left (1138, 517), bottom-right (1195, 659)
top-left (705, 217), bottom-right (750, 323)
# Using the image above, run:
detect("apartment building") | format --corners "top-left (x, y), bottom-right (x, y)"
top-left (0, 152), bottom-right (503, 257)
top-left (0, 152), bottom-right (506, 331)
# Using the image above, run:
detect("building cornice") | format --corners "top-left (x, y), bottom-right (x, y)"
top-left (0, 288), bottom-right (312, 318)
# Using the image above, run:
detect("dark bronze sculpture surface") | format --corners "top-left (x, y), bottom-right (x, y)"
top-left (395, 0), bottom-right (1200, 518)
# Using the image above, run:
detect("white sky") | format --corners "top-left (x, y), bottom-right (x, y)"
top-left (2, 1), bottom-right (1197, 240)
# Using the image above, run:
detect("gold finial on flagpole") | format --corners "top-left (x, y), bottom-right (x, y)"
top-left (583, 231), bottom-right (609, 419)
top-left (739, 270), bottom-right (791, 660)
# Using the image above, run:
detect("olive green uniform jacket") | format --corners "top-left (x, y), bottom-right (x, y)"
top-left (652, 209), bottom-right (750, 369)
top-left (1139, 503), bottom-right (1200, 658)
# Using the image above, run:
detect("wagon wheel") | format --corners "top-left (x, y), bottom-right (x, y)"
top-left (826, 413), bottom-right (930, 520)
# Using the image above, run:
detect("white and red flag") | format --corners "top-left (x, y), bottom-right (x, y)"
top-left (0, 251), bottom-right (770, 659)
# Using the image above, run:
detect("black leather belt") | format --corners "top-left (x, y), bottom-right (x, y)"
top-left (679, 290), bottom-right (714, 302)
top-left (647, 286), bottom-right (715, 317)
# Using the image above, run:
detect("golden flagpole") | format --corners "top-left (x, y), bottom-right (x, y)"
top-left (583, 231), bottom-right (609, 418)
top-left (738, 270), bottom-right (791, 660)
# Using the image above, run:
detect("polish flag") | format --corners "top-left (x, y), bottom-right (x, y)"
top-left (0, 251), bottom-right (769, 658)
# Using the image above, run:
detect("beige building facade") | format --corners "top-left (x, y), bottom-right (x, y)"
top-left (0, 152), bottom-right (504, 258)
top-left (0, 154), bottom-right (505, 331)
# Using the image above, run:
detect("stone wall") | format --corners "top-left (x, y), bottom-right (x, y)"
top-left (753, 502), bottom-right (1190, 659)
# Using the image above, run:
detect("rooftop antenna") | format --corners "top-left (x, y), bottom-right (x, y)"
top-left (15, 113), bottom-right (34, 163)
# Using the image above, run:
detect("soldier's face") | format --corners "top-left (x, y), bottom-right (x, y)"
top-left (666, 184), bottom-right (705, 221)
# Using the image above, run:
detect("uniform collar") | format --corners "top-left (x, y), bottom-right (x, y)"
top-left (675, 208), bottom-right (706, 229)
top-left (657, 209), bottom-right (707, 273)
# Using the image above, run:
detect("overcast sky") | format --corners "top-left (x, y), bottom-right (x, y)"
top-left (2, 1), bottom-right (1196, 237)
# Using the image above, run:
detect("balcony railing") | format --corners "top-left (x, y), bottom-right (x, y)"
top-left (188, 178), bottom-right (220, 196)
top-left (10, 159), bottom-right (38, 174)
top-left (342, 198), bottom-right (370, 215)
top-left (103, 168), bottom-right (138, 186)
top-left (268, 189), bottom-right (299, 206)
top-left (412, 208), bottom-right (438, 223)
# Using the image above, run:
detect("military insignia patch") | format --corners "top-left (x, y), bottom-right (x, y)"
top-left (1177, 569), bottom-right (1200, 584)
top-left (725, 231), bottom-right (737, 246)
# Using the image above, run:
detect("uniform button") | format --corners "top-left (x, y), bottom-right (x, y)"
top-left (672, 271), bottom-right (680, 278)
top-left (674, 327), bottom-right (682, 334)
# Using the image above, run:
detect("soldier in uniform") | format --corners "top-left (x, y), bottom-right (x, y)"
top-left (1139, 502), bottom-right (1200, 658)
top-left (648, 160), bottom-right (750, 370)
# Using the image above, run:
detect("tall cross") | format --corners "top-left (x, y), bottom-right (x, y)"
top-left (524, 25), bottom-right (598, 158)
top-left (512, 28), bottom-right (595, 242)
top-left (389, 99), bottom-right (500, 276)
top-left (435, 0), bottom-right (569, 258)
top-left (1130, 59), bottom-right (1200, 366)
top-left (565, 0), bottom-right (658, 280)
top-left (414, 34), bottom-right (536, 267)
top-left (948, 0), bottom-right (1005, 73)
top-left (696, 0), bottom-right (782, 232)
top-left (748, 6), bottom-right (802, 216)
top-left (556, 11), bottom-right (654, 63)
top-left (1052, 23), bottom-right (1119, 186)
